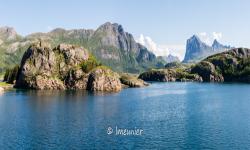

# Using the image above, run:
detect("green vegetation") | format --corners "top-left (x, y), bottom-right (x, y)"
top-left (165, 61), bottom-right (182, 68)
top-left (0, 82), bottom-right (13, 87)
top-left (4, 65), bottom-right (19, 84)
top-left (191, 48), bottom-right (250, 82)
top-left (80, 54), bottom-right (102, 73)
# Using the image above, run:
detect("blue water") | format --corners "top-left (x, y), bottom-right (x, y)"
top-left (0, 83), bottom-right (250, 149)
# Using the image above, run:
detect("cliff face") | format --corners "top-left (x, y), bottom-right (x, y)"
top-left (14, 42), bottom-right (122, 92)
top-left (183, 35), bottom-right (231, 63)
top-left (191, 48), bottom-right (250, 82)
top-left (0, 22), bottom-right (162, 73)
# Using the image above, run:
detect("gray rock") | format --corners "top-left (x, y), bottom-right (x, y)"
top-left (87, 67), bottom-right (122, 92)
top-left (191, 61), bottom-right (224, 82)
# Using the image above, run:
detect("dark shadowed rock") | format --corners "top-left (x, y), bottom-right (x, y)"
top-left (191, 61), bottom-right (224, 82)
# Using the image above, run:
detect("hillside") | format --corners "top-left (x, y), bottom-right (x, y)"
top-left (191, 48), bottom-right (250, 82)
top-left (0, 22), bottom-right (165, 74)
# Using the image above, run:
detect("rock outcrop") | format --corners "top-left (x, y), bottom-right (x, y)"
top-left (139, 69), bottom-right (202, 82)
top-left (191, 48), bottom-right (250, 82)
top-left (191, 61), bottom-right (224, 82)
top-left (120, 74), bottom-right (149, 87)
top-left (87, 67), bottom-right (122, 92)
top-left (14, 42), bottom-right (122, 91)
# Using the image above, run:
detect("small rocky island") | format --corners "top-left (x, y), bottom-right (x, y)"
top-left (4, 42), bottom-right (148, 92)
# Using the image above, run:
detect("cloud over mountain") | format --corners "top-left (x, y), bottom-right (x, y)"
top-left (136, 34), bottom-right (185, 60)
top-left (198, 32), bottom-right (223, 45)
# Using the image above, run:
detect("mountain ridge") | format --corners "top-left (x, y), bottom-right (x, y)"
top-left (0, 22), bottom-right (164, 73)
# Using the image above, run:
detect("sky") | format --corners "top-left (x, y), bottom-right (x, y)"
top-left (1, 0), bottom-right (250, 60)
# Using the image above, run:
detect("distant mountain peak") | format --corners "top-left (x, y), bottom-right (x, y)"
top-left (191, 34), bottom-right (200, 40)
top-left (187, 34), bottom-right (209, 47)
top-left (183, 35), bottom-right (232, 63)
top-left (212, 39), bottom-right (222, 47)
top-left (160, 54), bottom-right (180, 63)
top-left (212, 39), bottom-right (231, 51)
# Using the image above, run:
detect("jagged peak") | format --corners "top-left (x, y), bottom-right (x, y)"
top-left (188, 34), bottom-right (203, 44)
top-left (187, 34), bottom-right (211, 47)
top-left (212, 39), bottom-right (221, 46)
top-left (97, 22), bottom-right (124, 32)
top-left (190, 34), bottom-right (200, 40)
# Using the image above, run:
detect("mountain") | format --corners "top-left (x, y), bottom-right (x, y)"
top-left (0, 22), bottom-right (163, 73)
top-left (212, 39), bottom-right (230, 51)
top-left (161, 54), bottom-right (180, 63)
top-left (183, 35), bottom-right (231, 63)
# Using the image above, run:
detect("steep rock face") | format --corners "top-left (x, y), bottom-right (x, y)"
top-left (136, 44), bottom-right (156, 62)
top-left (183, 35), bottom-right (231, 63)
top-left (87, 67), bottom-right (122, 92)
top-left (14, 42), bottom-right (123, 91)
top-left (191, 61), bottom-right (224, 82)
top-left (212, 39), bottom-right (230, 51)
top-left (183, 35), bottom-right (212, 63)
top-left (55, 44), bottom-right (89, 78)
top-left (94, 22), bottom-right (138, 53)
top-left (191, 48), bottom-right (250, 82)
top-left (15, 42), bottom-right (89, 89)
top-left (90, 22), bottom-right (158, 72)
top-left (64, 69), bottom-right (89, 90)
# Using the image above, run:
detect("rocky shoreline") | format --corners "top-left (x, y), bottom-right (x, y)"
top-left (138, 48), bottom-right (250, 83)
top-left (3, 42), bottom-right (149, 92)
top-left (2, 44), bottom-right (250, 93)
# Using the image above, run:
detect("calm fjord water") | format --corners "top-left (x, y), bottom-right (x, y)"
top-left (0, 82), bottom-right (250, 149)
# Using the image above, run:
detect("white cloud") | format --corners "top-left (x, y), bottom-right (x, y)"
top-left (136, 34), bottom-right (185, 60)
top-left (198, 32), bottom-right (211, 44)
top-left (138, 34), bottom-right (158, 53)
top-left (198, 32), bottom-right (223, 45)
top-left (212, 32), bottom-right (222, 40)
